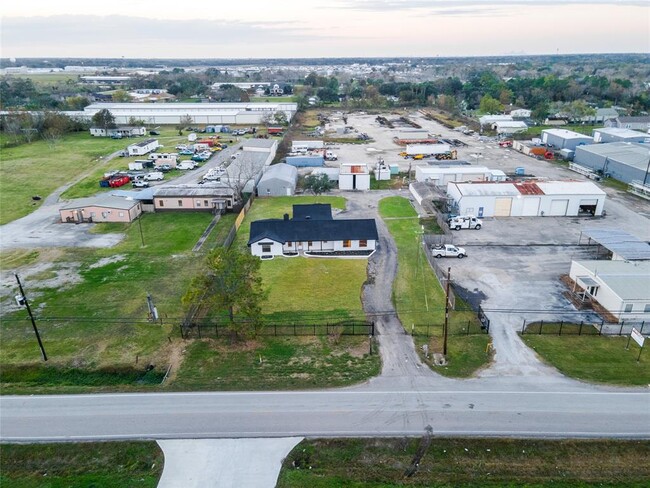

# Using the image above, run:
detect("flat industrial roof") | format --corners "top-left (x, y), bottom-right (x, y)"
top-left (452, 180), bottom-right (604, 197)
top-left (574, 142), bottom-right (650, 170)
top-left (581, 228), bottom-right (650, 261)
top-left (593, 127), bottom-right (648, 138)
top-left (543, 129), bottom-right (593, 140)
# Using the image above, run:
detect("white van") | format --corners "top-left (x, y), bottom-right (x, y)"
top-left (143, 171), bottom-right (164, 181)
top-left (177, 161), bottom-right (197, 170)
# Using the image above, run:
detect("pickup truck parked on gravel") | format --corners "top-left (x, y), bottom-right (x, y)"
top-left (431, 244), bottom-right (467, 258)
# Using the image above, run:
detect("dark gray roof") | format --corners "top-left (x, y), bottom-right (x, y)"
top-left (292, 204), bottom-right (333, 221)
top-left (131, 138), bottom-right (158, 148)
top-left (248, 218), bottom-right (378, 245)
top-left (582, 228), bottom-right (650, 261)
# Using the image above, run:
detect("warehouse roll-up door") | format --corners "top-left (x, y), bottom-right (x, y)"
top-left (549, 199), bottom-right (569, 216)
top-left (522, 197), bottom-right (540, 216)
top-left (494, 197), bottom-right (512, 216)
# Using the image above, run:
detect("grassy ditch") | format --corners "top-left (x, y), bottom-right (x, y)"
top-left (522, 331), bottom-right (650, 386)
top-left (277, 438), bottom-right (650, 487)
top-left (0, 441), bottom-right (163, 488)
top-left (379, 196), bottom-right (490, 377)
top-left (0, 132), bottom-right (128, 224)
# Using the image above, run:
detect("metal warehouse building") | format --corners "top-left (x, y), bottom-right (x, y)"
top-left (415, 165), bottom-right (506, 186)
top-left (573, 142), bottom-right (650, 184)
top-left (81, 102), bottom-right (298, 125)
top-left (592, 128), bottom-right (649, 144)
top-left (257, 163), bottom-right (298, 196)
top-left (542, 129), bottom-right (593, 150)
top-left (447, 180), bottom-right (606, 217)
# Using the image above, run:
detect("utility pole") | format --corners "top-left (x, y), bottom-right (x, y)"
top-left (147, 293), bottom-right (159, 323)
top-left (14, 274), bottom-right (47, 361)
top-left (137, 216), bottom-right (145, 247)
top-left (443, 267), bottom-right (451, 357)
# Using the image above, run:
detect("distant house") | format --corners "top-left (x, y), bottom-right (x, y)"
top-left (247, 203), bottom-right (378, 259)
top-left (128, 138), bottom-right (159, 156)
top-left (270, 84), bottom-right (284, 96)
top-left (257, 163), bottom-right (298, 196)
top-left (59, 195), bottom-right (142, 223)
top-left (605, 116), bottom-right (650, 132)
top-left (509, 109), bottom-right (531, 119)
top-left (90, 126), bottom-right (146, 137)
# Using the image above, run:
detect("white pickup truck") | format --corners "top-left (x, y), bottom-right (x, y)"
top-left (448, 215), bottom-right (482, 231)
top-left (431, 244), bottom-right (467, 258)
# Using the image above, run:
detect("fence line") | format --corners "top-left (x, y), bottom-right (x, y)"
top-left (421, 241), bottom-right (456, 310)
top-left (181, 320), bottom-right (375, 339)
top-left (521, 319), bottom-right (646, 337)
top-left (411, 319), bottom-right (488, 337)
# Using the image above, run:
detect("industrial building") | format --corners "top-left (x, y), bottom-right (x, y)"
top-left (285, 155), bottom-right (324, 167)
top-left (291, 140), bottom-right (324, 152)
top-left (257, 164), bottom-right (298, 196)
top-left (592, 128), bottom-right (649, 144)
top-left (447, 180), bottom-right (606, 217)
top-left (80, 102), bottom-right (298, 125)
top-left (339, 163), bottom-right (370, 191)
top-left (478, 115), bottom-right (512, 128)
top-left (153, 186), bottom-right (238, 212)
top-left (242, 138), bottom-right (278, 160)
top-left (573, 142), bottom-right (650, 184)
top-left (493, 121), bottom-right (528, 135)
top-left (310, 167), bottom-right (340, 182)
top-left (541, 129), bottom-right (594, 150)
top-left (569, 260), bottom-right (650, 323)
top-left (606, 116), bottom-right (650, 132)
top-left (415, 165), bottom-right (506, 186)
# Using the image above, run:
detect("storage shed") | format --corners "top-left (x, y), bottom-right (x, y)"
top-left (592, 128), bottom-right (649, 144)
top-left (542, 129), bottom-right (593, 150)
top-left (339, 163), bottom-right (370, 190)
top-left (257, 163), bottom-right (298, 196)
top-left (446, 180), bottom-right (606, 217)
top-left (573, 142), bottom-right (650, 184)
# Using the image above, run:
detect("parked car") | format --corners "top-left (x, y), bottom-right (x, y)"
top-left (178, 149), bottom-right (194, 156)
top-left (133, 180), bottom-right (150, 188)
top-left (431, 244), bottom-right (467, 259)
top-left (143, 172), bottom-right (164, 181)
top-left (157, 164), bottom-right (173, 172)
top-left (149, 130), bottom-right (160, 135)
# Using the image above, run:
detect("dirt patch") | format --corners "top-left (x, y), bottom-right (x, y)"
top-left (163, 340), bottom-right (187, 385)
top-left (210, 338), bottom-right (262, 353)
top-left (290, 372), bottom-right (311, 379)
top-left (88, 254), bottom-right (126, 269)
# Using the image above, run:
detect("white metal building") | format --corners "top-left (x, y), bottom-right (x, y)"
top-left (542, 129), bottom-right (594, 150)
top-left (415, 165), bottom-right (506, 186)
top-left (339, 163), bottom-right (370, 190)
top-left (478, 115), bottom-right (512, 127)
top-left (447, 180), bottom-right (606, 217)
top-left (493, 121), bottom-right (528, 135)
top-left (81, 102), bottom-right (298, 125)
top-left (592, 128), bottom-right (649, 144)
top-left (569, 260), bottom-right (650, 323)
top-left (291, 140), bottom-right (325, 152)
top-left (310, 167), bottom-right (340, 182)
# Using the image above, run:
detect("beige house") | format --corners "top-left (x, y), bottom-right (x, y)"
top-left (59, 196), bottom-right (142, 223)
top-left (153, 186), bottom-right (239, 212)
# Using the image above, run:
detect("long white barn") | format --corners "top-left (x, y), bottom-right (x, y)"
top-left (81, 102), bottom-right (298, 125)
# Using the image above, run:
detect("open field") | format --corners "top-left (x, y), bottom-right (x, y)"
top-left (378, 196), bottom-right (490, 377)
top-left (0, 133), bottom-right (128, 224)
top-left (3, 72), bottom-right (80, 84)
top-left (0, 441), bottom-right (163, 488)
top-left (278, 438), bottom-right (650, 487)
top-left (522, 334), bottom-right (650, 386)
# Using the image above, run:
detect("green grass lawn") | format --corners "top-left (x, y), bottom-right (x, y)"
top-left (522, 334), bottom-right (650, 386)
top-left (278, 438), bottom-right (650, 487)
top-left (172, 336), bottom-right (379, 390)
top-left (379, 196), bottom-right (490, 377)
top-left (0, 212), bottom-right (226, 393)
top-left (0, 132), bottom-right (129, 224)
top-left (0, 442), bottom-right (163, 488)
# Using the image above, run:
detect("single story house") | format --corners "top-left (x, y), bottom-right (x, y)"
top-left (605, 116), bottom-right (650, 132)
top-left (510, 109), bottom-right (531, 119)
top-left (569, 260), bottom-right (650, 323)
top-left (541, 129), bottom-right (593, 150)
top-left (247, 203), bottom-right (378, 259)
top-left (447, 180), bottom-right (606, 217)
top-left (339, 163), bottom-right (370, 190)
top-left (257, 163), bottom-right (298, 196)
top-left (128, 138), bottom-right (159, 156)
top-left (153, 186), bottom-right (238, 212)
top-left (90, 126), bottom-right (146, 137)
top-left (59, 195), bottom-right (142, 223)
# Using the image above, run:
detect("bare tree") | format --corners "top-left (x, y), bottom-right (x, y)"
top-left (176, 114), bottom-right (194, 135)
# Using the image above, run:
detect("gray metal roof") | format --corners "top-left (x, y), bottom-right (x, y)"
top-left (582, 228), bottom-right (650, 261)
top-left (574, 142), bottom-right (650, 170)
top-left (60, 195), bottom-right (140, 210)
top-left (242, 138), bottom-right (278, 149)
top-left (259, 163), bottom-right (298, 184)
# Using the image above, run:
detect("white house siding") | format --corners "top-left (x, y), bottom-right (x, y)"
top-left (251, 240), bottom-right (284, 257)
top-left (333, 239), bottom-right (376, 252)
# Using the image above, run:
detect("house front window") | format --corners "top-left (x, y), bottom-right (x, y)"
top-left (159, 200), bottom-right (164, 207)
top-left (286, 241), bottom-right (292, 247)
top-left (262, 244), bottom-right (272, 253)
top-left (178, 200), bottom-right (183, 207)
top-left (359, 240), bottom-right (367, 248)
top-left (343, 240), bottom-right (351, 248)
top-left (204, 200), bottom-right (209, 207)
top-left (624, 304), bottom-right (633, 313)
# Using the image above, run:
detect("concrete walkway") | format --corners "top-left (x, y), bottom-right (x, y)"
top-left (157, 438), bottom-right (302, 488)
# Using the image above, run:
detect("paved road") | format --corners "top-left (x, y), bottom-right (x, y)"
top-left (2, 388), bottom-right (648, 441)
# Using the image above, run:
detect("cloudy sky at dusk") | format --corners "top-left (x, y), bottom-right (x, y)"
top-left (2, 0), bottom-right (648, 58)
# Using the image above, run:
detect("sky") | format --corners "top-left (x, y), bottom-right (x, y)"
top-left (1, 0), bottom-right (649, 59)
